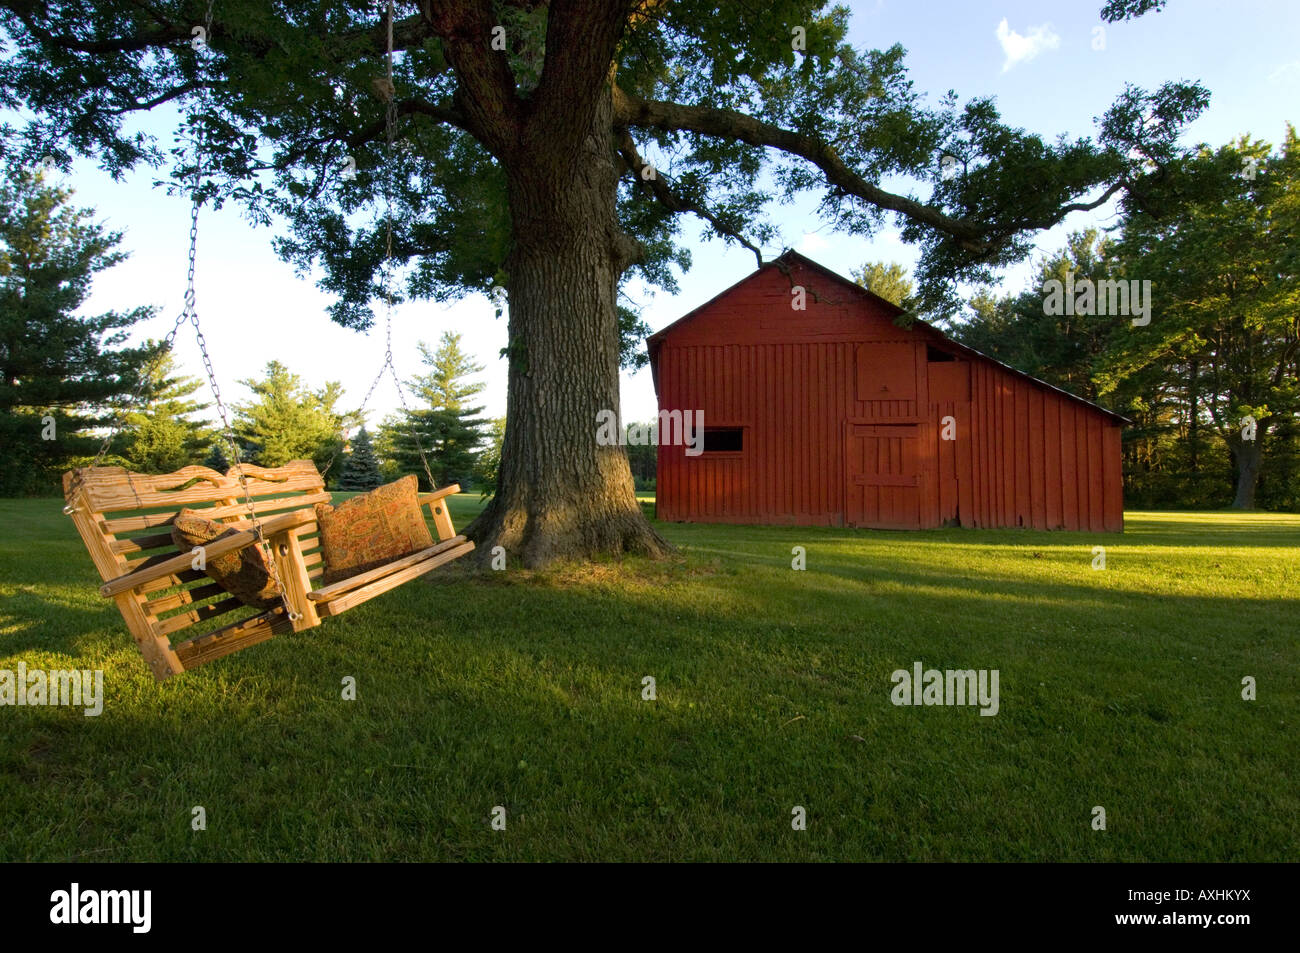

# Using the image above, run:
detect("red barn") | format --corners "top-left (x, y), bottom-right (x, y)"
top-left (648, 251), bottom-right (1126, 532)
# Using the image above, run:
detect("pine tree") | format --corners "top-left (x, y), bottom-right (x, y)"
top-left (0, 164), bottom-right (163, 495)
top-left (202, 442), bottom-right (230, 473)
top-left (117, 349), bottom-right (212, 474)
top-left (383, 333), bottom-right (487, 490)
top-left (338, 426), bottom-right (382, 491)
top-left (233, 361), bottom-right (350, 476)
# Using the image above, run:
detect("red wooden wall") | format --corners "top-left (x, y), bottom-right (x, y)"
top-left (650, 254), bottom-right (1124, 532)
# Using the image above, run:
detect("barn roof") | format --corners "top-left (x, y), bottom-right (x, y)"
top-left (647, 249), bottom-right (1131, 426)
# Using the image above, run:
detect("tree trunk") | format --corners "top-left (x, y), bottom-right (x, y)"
top-left (467, 89), bottom-right (670, 568)
top-left (1230, 436), bottom-right (1262, 509)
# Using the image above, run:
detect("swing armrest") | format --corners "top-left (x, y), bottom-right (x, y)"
top-left (99, 509), bottom-right (316, 598)
top-left (417, 485), bottom-right (461, 504)
top-left (419, 485), bottom-right (460, 541)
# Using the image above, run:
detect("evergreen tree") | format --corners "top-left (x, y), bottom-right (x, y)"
top-left (953, 230), bottom-right (1132, 403)
top-left (383, 333), bottom-right (487, 490)
top-left (0, 164), bottom-right (162, 495)
top-left (853, 262), bottom-right (916, 311)
top-left (338, 426), bottom-right (383, 491)
top-left (416, 332), bottom-right (487, 416)
top-left (232, 361), bottom-right (349, 476)
top-left (117, 349), bottom-right (212, 474)
top-left (202, 441), bottom-right (230, 473)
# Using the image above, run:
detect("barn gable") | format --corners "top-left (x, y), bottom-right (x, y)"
top-left (649, 250), bottom-right (1128, 426)
top-left (649, 251), bottom-right (1126, 532)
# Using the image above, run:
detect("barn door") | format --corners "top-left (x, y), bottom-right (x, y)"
top-left (845, 422), bottom-right (922, 529)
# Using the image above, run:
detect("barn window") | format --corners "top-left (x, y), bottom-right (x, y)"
top-left (927, 346), bottom-right (956, 362)
top-left (702, 427), bottom-right (744, 453)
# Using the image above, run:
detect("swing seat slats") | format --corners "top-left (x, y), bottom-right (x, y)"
top-left (172, 607), bottom-right (296, 671)
top-left (316, 540), bottom-right (474, 617)
top-left (62, 461), bottom-right (473, 681)
top-left (306, 535), bottom-right (471, 602)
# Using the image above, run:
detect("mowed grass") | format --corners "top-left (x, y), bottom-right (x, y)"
top-left (0, 496), bottom-right (1296, 862)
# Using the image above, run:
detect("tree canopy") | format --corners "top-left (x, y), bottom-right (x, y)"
top-left (1113, 129), bottom-right (1300, 507)
top-left (0, 1), bottom-right (1207, 318)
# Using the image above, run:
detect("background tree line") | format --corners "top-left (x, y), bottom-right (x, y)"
top-left (0, 164), bottom-right (498, 495)
top-left (858, 129), bottom-right (1300, 511)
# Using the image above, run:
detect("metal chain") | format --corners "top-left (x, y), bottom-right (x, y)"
top-left (369, 0), bottom-right (437, 491)
top-left (184, 2), bottom-right (300, 621)
top-left (62, 3), bottom-right (214, 511)
top-left (315, 1), bottom-right (436, 487)
top-left (66, 0), bottom-right (301, 621)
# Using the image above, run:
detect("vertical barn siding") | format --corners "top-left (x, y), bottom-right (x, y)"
top-left (1045, 398), bottom-right (1062, 529)
top-left (652, 258), bottom-right (1123, 532)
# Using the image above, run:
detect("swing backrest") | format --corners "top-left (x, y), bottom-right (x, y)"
top-left (62, 460), bottom-right (327, 679)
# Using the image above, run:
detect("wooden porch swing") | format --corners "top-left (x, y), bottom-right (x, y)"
top-left (61, 0), bottom-right (474, 681)
top-left (63, 461), bottom-right (472, 681)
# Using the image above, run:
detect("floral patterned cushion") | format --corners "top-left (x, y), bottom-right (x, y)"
top-left (315, 475), bottom-right (433, 584)
top-left (170, 509), bottom-right (280, 610)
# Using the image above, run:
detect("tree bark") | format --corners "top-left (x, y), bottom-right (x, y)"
top-left (466, 87), bottom-right (669, 567)
top-left (1230, 435), bottom-right (1262, 509)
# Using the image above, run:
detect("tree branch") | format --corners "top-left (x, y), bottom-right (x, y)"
top-left (346, 96), bottom-right (471, 147)
top-left (530, 0), bottom-right (633, 142)
top-left (101, 80), bottom-right (202, 117)
top-left (612, 85), bottom-right (993, 254)
top-left (3, 5), bottom-right (435, 59)
top-left (420, 0), bottom-right (522, 155)
top-left (2, 6), bottom-right (187, 54)
top-left (615, 128), bottom-right (764, 269)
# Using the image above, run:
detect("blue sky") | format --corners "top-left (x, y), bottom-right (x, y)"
top-left (25, 0), bottom-right (1300, 427)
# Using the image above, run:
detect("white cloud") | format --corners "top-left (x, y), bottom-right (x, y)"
top-left (1268, 61), bottom-right (1300, 84)
top-left (996, 18), bottom-right (1060, 72)
top-left (799, 231), bottom-right (831, 253)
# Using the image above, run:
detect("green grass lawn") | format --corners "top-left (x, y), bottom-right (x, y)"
top-left (1, 496), bottom-right (1296, 861)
